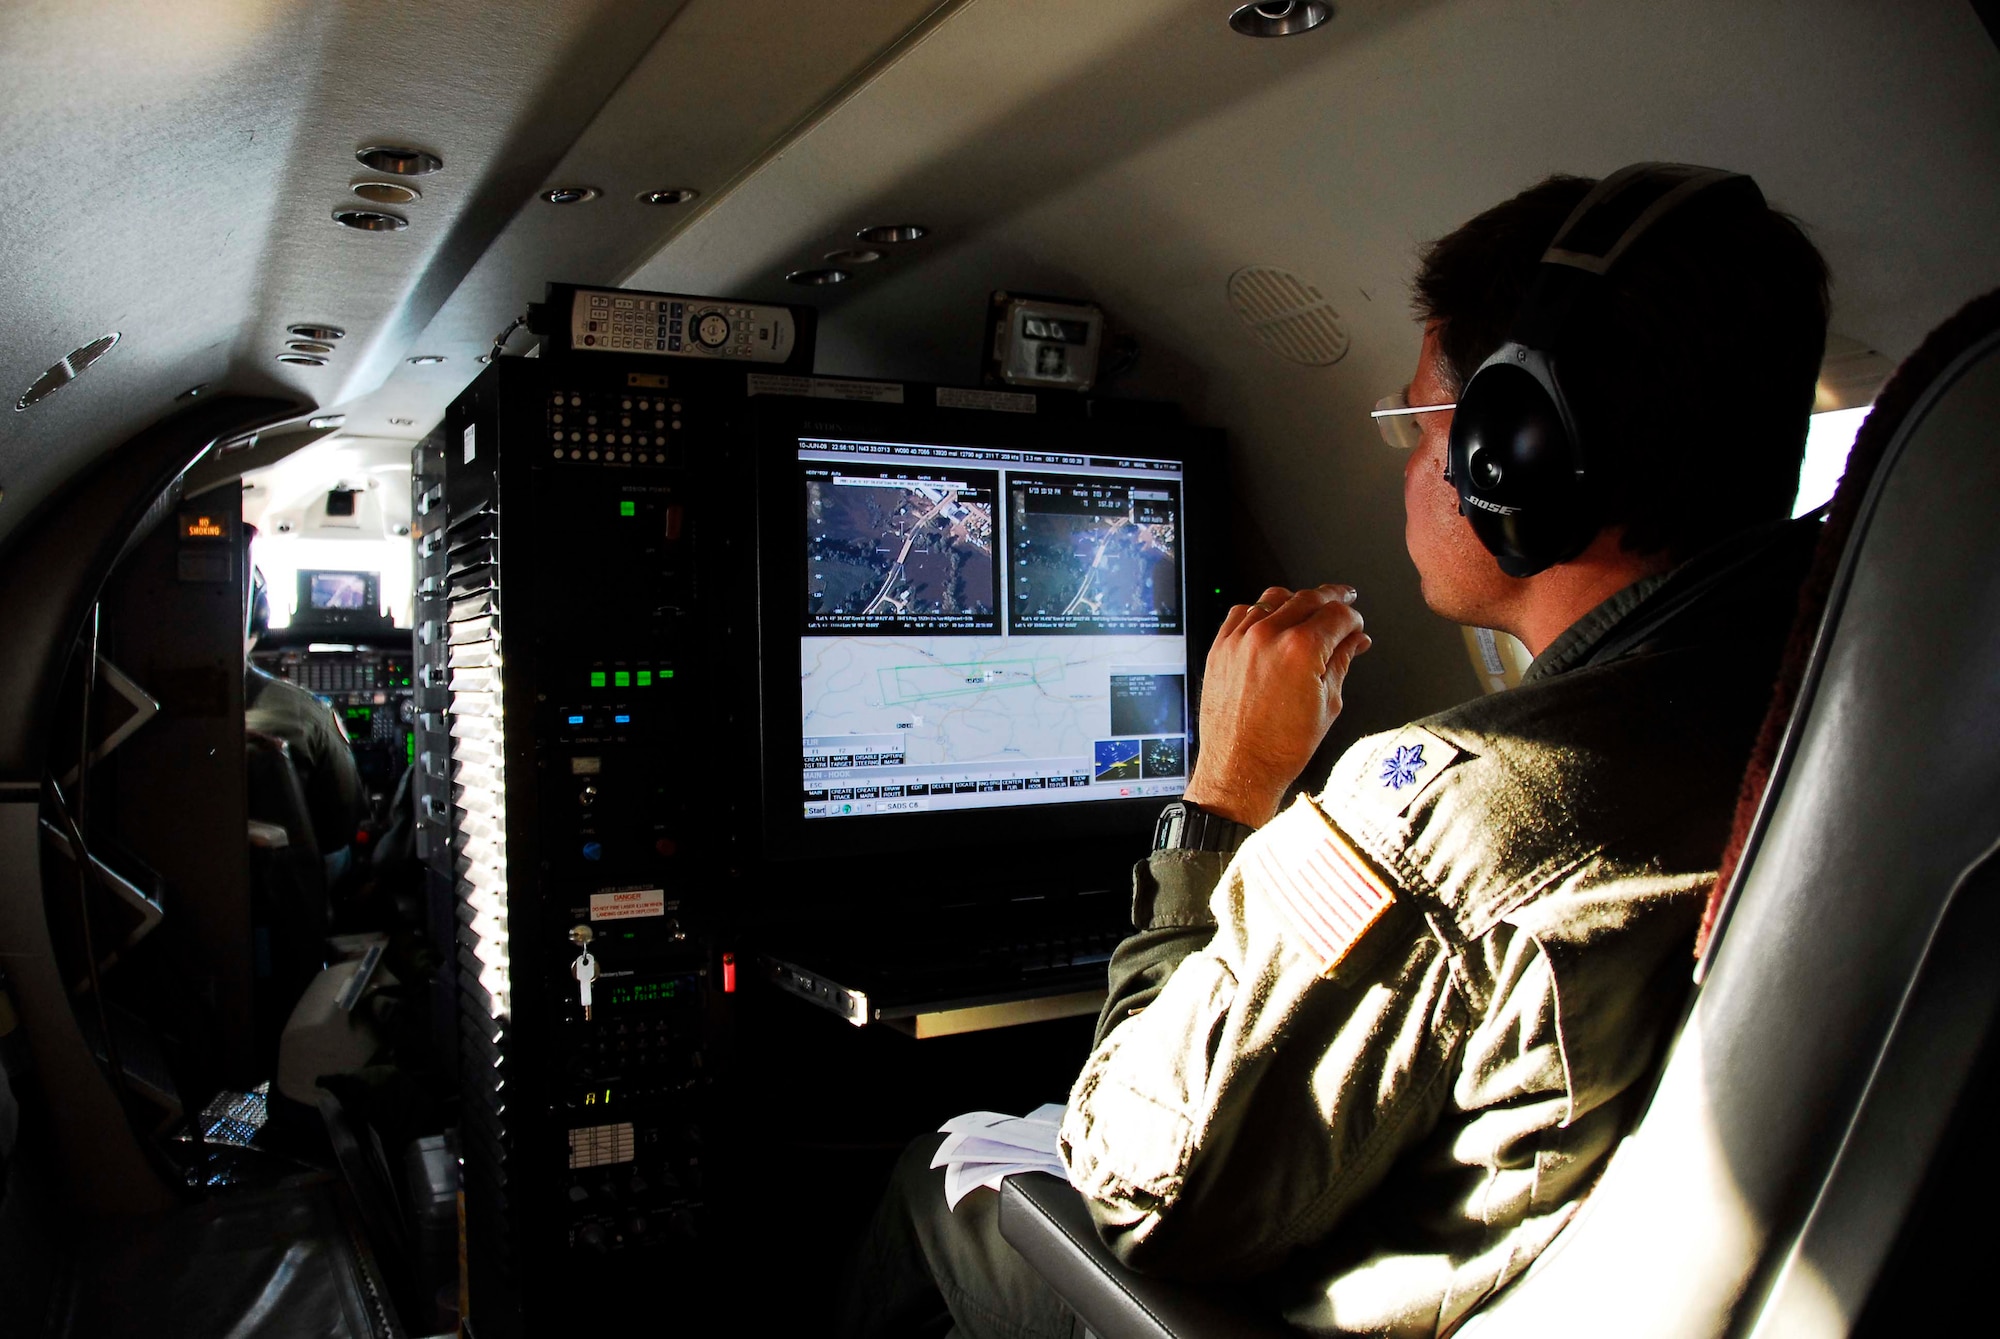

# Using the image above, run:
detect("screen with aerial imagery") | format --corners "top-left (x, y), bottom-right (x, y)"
top-left (797, 436), bottom-right (1189, 822)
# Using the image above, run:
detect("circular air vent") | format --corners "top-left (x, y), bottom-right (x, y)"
top-left (334, 209), bottom-right (408, 232)
top-left (1226, 266), bottom-right (1350, 366)
top-left (356, 145), bottom-right (442, 176)
top-left (354, 180), bottom-right (421, 205)
top-left (1229, 1), bottom-right (1334, 38)
top-left (856, 223), bottom-right (927, 244)
top-left (15, 333), bottom-right (119, 411)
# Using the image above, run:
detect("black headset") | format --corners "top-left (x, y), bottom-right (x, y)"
top-left (1445, 162), bottom-right (1768, 577)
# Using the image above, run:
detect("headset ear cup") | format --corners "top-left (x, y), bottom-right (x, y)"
top-left (1449, 351), bottom-right (1591, 576)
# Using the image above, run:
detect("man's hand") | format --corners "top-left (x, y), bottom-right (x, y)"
top-left (1182, 585), bottom-right (1372, 828)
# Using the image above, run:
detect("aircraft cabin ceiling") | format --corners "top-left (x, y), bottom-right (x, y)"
top-left (3, 0), bottom-right (1996, 737)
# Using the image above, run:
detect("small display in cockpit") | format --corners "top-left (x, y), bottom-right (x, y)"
top-left (308, 570), bottom-right (374, 610)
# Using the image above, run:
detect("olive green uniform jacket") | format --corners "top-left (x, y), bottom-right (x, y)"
top-left (1058, 519), bottom-right (1815, 1337)
top-left (245, 665), bottom-right (368, 856)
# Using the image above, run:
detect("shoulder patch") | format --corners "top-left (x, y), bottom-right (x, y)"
top-left (1366, 725), bottom-right (1463, 817)
top-left (1245, 797), bottom-right (1399, 977)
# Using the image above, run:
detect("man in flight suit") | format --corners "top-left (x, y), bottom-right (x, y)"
top-left (840, 169), bottom-right (1831, 1338)
top-left (244, 561), bottom-right (367, 882)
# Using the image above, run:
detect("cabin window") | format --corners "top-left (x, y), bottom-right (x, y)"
top-left (1794, 405), bottom-right (1871, 518)
top-left (252, 532), bottom-right (413, 629)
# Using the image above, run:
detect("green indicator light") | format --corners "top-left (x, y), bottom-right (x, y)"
top-left (636, 670), bottom-right (652, 687)
top-left (661, 669), bottom-right (675, 679)
top-left (590, 671), bottom-right (607, 688)
top-left (1213, 586), bottom-right (1222, 595)
top-left (614, 671), bottom-right (631, 687)
top-left (619, 500), bottom-right (636, 517)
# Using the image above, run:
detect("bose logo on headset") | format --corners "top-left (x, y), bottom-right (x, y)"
top-left (1445, 162), bottom-right (1768, 577)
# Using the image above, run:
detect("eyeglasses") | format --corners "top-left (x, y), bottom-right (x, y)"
top-left (1371, 390), bottom-right (1457, 450)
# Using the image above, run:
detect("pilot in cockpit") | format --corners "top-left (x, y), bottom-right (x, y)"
top-left (242, 539), bottom-right (367, 888)
top-left (839, 164), bottom-right (1833, 1339)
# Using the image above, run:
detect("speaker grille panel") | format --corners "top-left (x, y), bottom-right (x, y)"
top-left (1227, 266), bottom-right (1350, 366)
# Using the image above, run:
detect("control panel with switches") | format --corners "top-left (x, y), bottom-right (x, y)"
top-left (423, 337), bottom-right (755, 1338)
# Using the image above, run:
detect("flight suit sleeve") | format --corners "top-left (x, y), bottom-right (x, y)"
top-left (1059, 801), bottom-right (1468, 1281)
top-left (302, 702), bottom-right (368, 853)
top-left (1091, 849), bottom-right (1227, 1048)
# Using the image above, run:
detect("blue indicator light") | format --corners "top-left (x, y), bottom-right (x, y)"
top-left (614, 714), bottom-right (631, 724)
top-left (582, 842), bottom-right (603, 862)
top-left (567, 714), bottom-right (585, 725)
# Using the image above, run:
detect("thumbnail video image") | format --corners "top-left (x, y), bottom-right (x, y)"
top-left (310, 572), bottom-right (370, 610)
top-left (1094, 739), bottom-right (1141, 782)
top-left (1109, 673), bottom-right (1187, 738)
top-left (1141, 737), bottom-right (1186, 780)
top-left (805, 466), bottom-right (999, 633)
top-left (1009, 475), bottom-right (1182, 635)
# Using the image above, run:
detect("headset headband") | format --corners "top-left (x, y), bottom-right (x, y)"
top-left (1447, 162), bottom-right (1769, 578)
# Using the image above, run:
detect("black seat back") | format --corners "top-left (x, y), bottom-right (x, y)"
top-left (245, 732), bottom-right (328, 1059)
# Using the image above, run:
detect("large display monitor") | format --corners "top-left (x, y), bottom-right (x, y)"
top-left (754, 395), bottom-right (1225, 863)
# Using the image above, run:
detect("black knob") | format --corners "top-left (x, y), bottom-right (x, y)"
top-left (577, 1223), bottom-right (609, 1253)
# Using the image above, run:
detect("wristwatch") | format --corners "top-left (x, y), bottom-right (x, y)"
top-left (1152, 799), bottom-right (1254, 855)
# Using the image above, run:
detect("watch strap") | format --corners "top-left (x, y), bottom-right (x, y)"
top-left (1153, 800), bottom-right (1253, 855)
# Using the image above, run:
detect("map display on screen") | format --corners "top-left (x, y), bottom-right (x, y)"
top-left (798, 437), bottom-right (1188, 821)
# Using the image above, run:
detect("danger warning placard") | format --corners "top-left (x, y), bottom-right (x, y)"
top-left (589, 888), bottom-right (666, 921)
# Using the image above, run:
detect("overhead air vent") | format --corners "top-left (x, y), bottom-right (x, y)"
top-left (857, 223), bottom-right (927, 244)
top-left (354, 181), bottom-right (421, 205)
top-left (334, 209), bottom-right (408, 232)
top-left (1229, 1), bottom-right (1334, 38)
top-left (288, 324), bottom-right (346, 341)
top-left (356, 145), bottom-right (442, 176)
top-left (639, 188), bottom-right (699, 206)
top-left (541, 186), bottom-right (599, 205)
top-left (15, 333), bottom-right (119, 411)
top-left (1226, 266), bottom-right (1350, 366)
top-left (786, 268), bottom-right (849, 286)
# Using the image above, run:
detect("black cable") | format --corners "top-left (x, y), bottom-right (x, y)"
top-left (488, 311), bottom-right (529, 363)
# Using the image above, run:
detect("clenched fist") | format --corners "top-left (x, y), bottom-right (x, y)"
top-left (1182, 584), bottom-right (1372, 828)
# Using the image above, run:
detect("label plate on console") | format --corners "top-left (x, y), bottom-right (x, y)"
top-left (589, 887), bottom-right (666, 921)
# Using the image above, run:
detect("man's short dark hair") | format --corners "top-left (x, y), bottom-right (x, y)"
top-left (1413, 173), bottom-right (1832, 559)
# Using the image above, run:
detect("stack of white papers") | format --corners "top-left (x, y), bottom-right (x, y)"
top-left (932, 1103), bottom-right (1069, 1210)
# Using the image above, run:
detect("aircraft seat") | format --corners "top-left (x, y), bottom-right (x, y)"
top-left (999, 287), bottom-right (2000, 1338)
top-left (245, 732), bottom-right (331, 1057)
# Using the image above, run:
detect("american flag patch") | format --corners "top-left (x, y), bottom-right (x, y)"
top-left (1245, 798), bottom-right (1398, 975)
